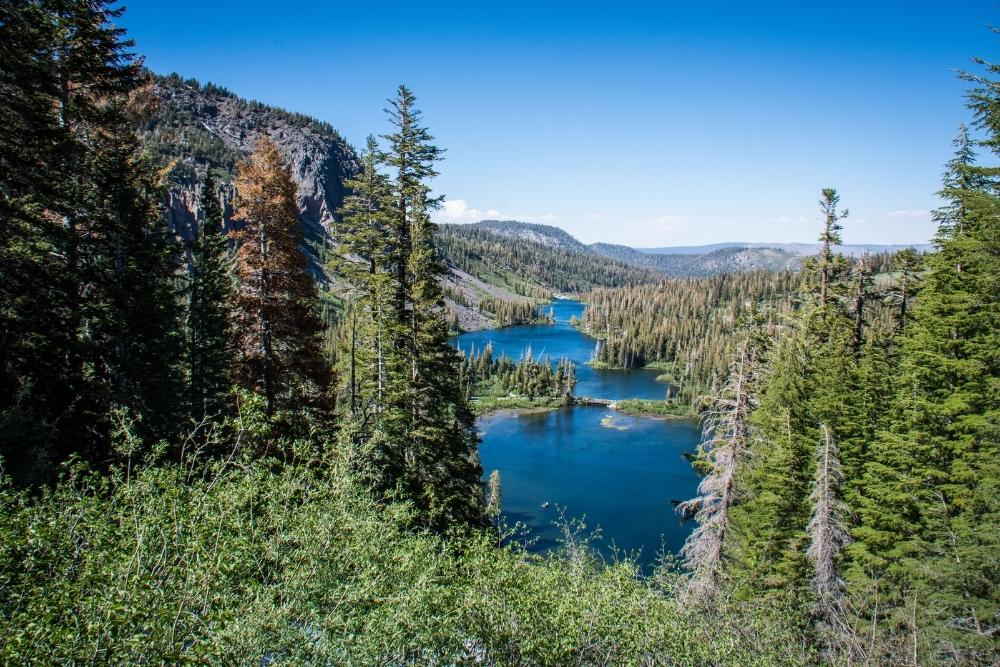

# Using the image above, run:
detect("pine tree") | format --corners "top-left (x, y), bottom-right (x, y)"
top-left (888, 248), bottom-right (921, 331)
top-left (186, 171), bottom-right (235, 424)
top-left (0, 0), bottom-right (185, 483)
top-left (818, 188), bottom-right (847, 309)
top-left (806, 425), bottom-right (855, 657)
top-left (727, 325), bottom-right (814, 603)
top-left (381, 85), bottom-right (484, 529)
top-left (231, 137), bottom-right (331, 420)
top-left (677, 329), bottom-right (767, 599)
top-left (850, 67), bottom-right (1000, 663)
top-left (82, 94), bottom-right (186, 452)
top-left (849, 254), bottom-right (873, 353)
top-left (336, 136), bottom-right (393, 417)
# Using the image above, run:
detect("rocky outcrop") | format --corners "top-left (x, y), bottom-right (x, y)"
top-left (142, 74), bottom-right (360, 249)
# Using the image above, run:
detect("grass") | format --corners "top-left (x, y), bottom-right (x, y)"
top-left (613, 399), bottom-right (694, 418)
top-left (471, 395), bottom-right (567, 415)
top-left (641, 360), bottom-right (674, 371)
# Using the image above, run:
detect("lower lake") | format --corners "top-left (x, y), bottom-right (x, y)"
top-left (452, 299), bottom-right (701, 570)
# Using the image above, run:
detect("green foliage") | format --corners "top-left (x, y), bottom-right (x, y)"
top-left (613, 399), bottom-right (692, 417)
top-left (332, 87), bottom-right (484, 531)
top-left (459, 343), bottom-right (577, 406)
top-left (0, 0), bottom-right (185, 484)
top-left (185, 171), bottom-right (236, 424)
top-left (437, 223), bottom-right (661, 294)
top-left (0, 428), bottom-right (812, 665)
top-left (478, 295), bottom-right (548, 326)
top-left (582, 271), bottom-right (804, 404)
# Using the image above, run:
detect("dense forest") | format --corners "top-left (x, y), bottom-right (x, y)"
top-left (436, 223), bottom-right (662, 293)
top-left (0, 1), bottom-right (997, 664)
top-left (581, 250), bottom-right (908, 407)
top-left (458, 342), bottom-right (577, 411)
top-left (674, 172), bottom-right (998, 663)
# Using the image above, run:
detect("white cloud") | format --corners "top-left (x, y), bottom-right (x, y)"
top-left (437, 199), bottom-right (502, 223)
top-left (586, 213), bottom-right (606, 221)
top-left (888, 209), bottom-right (930, 218)
top-left (435, 198), bottom-right (558, 225)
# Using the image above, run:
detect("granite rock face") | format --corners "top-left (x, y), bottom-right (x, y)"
top-left (142, 74), bottom-right (360, 248)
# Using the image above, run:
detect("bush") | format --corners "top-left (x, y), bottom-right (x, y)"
top-left (0, 433), bottom-right (810, 664)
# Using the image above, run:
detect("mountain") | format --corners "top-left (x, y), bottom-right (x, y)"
top-left (141, 78), bottom-right (653, 331)
top-left (640, 241), bottom-right (934, 256)
top-left (142, 73), bottom-right (360, 251)
top-left (590, 242), bottom-right (801, 277)
top-left (437, 224), bottom-right (662, 330)
top-left (461, 220), bottom-right (589, 250)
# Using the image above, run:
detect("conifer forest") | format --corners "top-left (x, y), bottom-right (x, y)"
top-left (0, 1), bottom-right (997, 664)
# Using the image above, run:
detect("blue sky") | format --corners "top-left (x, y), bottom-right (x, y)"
top-left (122, 1), bottom-right (997, 246)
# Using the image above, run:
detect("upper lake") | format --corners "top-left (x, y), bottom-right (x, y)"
top-left (454, 299), bottom-right (669, 401)
top-left (452, 299), bottom-right (701, 570)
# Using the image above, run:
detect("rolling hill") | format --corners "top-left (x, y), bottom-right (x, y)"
top-left (640, 241), bottom-right (934, 256)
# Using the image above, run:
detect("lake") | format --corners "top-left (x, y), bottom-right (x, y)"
top-left (454, 299), bottom-right (670, 401)
top-left (452, 299), bottom-right (701, 570)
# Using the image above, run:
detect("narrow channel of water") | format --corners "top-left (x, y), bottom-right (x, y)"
top-left (452, 299), bottom-right (701, 570)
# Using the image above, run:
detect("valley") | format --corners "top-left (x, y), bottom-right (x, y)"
top-left (2, 4), bottom-right (997, 664)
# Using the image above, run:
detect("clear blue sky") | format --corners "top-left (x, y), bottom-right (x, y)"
top-left (121, 1), bottom-right (997, 246)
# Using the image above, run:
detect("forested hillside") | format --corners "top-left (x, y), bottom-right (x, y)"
top-left (581, 252), bottom-right (903, 407)
top-left (436, 223), bottom-right (662, 293)
top-left (582, 270), bottom-right (805, 404)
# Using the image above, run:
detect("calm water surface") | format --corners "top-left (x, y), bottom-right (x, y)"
top-left (452, 299), bottom-right (700, 569)
top-left (453, 299), bottom-right (669, 401)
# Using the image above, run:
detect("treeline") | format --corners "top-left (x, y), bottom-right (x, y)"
top-left (436, 224), bottom-right (661, 294)
top-left (0, 0), bottom-right (481, 528)
top-left (677, 150), bottom-right (998, 663)
top-left (459, 343), bottom-right (577, 402)
top-left (478, 296), bottom-right (551, 327)
top-left (583, 251), bottom-right (914, 406)
top-left (583, 270), bottom-right (803, 403)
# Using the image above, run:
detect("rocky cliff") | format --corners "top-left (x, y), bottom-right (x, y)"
top-left (141, 73), bottom-right (360, 250)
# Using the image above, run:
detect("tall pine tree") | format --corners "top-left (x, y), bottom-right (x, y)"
top-left (379, 85), bottom-right (484, 529)
top-left (186, 171), bottom-right (235, 424)
top-left (1, 0), bottom-right (185, 483)
top-left (231, 137), bottom-right (331, 421)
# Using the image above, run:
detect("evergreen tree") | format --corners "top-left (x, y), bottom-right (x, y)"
top-left (186, 171), bottom-right (235, 424)
top-left (338, 135), bottom-right (393, 415)
top-left (845, 77), bottom-right (1000, 664)
top-left (231, 137), bottom-right (331, 420)
top-left (677, 329), bottom-right (767, 600)
top-left (0, 0), bottom-right (184, 483)
top-left (817, 188), bottom-right (846, 309)
top-left (381, 85), bottom-right (483, 529)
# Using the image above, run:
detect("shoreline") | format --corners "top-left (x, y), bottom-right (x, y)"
top-left (473, 397), bottom-right (696, 420)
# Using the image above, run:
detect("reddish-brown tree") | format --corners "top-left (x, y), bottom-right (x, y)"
top-left (231, 137), bottom-right (330, 416)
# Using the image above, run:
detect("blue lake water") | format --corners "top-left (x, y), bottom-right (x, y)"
top-left (453, 299), bottom-right (670, 401)
top-left (452, 299), bottom-right (701, 570)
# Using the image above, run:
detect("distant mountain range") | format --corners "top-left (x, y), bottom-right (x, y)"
top-left (456, 220), bottom-right (804, 278)
top-left (638, 241), bottom-right (934, 257)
